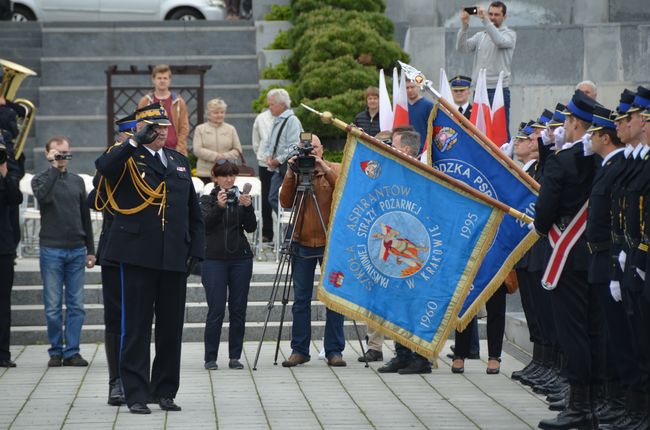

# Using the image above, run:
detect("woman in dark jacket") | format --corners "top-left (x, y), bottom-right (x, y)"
top-left (200, 160), bottom-right (257, 370)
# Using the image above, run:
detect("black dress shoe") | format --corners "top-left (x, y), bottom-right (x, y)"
top-left (0, 359), bottom-right (16, 368)
top-left (398, 360), bottom-right (431, 374)
top-left (451, 357), bottom-right (465, 374)
top-left (108, 378), bottom-right (125, 406)
top-left (159, 397), bottom-right (181, 411)
top-left (486, 357), bottom-right (501, 375)
top-left (129, 403), bottom-right (151, 414)
top-left (377, 357), bottom-right (410, 373)
top-left (229, 359), bottom-right (244, 369)
top-left (358, 349), bottom-right (383, 362)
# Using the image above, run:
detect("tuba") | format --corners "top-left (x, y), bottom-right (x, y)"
top-left (0, 59), bottom-right (37, 159)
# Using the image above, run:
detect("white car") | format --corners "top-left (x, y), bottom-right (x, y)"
top-left (12, 0), bottom-right (225, 21)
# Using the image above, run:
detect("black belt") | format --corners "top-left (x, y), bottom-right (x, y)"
top-left (611, 233), bottom-right (625, 245)
top-left (587, 240), bottom-right (611, 254)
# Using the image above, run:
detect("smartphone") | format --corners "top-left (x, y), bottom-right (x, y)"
top-left (464, 6), bottom-right (478, 15)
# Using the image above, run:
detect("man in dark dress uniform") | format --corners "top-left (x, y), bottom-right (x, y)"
top-left (450, 75), bottom-right (473, 119)
top-left (95, 103), bottom-right (204, 414)
top-left (535, 90), bottom-right (601, 430)
top-left (583, 106), bottom-right (629, 425)
top-left (87, 113), bottom-right (138, 406)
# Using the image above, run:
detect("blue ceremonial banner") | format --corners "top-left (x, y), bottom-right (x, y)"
top-left (427, 103), bottom-right (539, 329)
top-left (318, 136), bottom-right (505, 360)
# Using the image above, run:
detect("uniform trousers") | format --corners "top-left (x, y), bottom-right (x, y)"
top-left (628, 289), bottom-right (650, 394)
top-left (529, 270), bottom-right (558, 347)
top-left (517, 268), bottom-right (543, 345)
top-left (550, 269), bottom-right (605, 385)
top-left (596, 281), bottom-right (639, 389)
top-left (119, 264), bottom-right (186, 406)
top-left (0, 255), bottom-right (14, 361)
top-left (455, 284), bottom-right (506, 359)
top-left (101, 265), bottom-right (121, 336)
top-left (258, 166), bottom-right (274, 240)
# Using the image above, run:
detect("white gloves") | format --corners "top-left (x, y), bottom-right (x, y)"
top-left (527, 222), bottom-right (535, 231)
top-left (553, 126), bottom-right (565, 149)
top-left (582, 133), bottom-right (594, 156)
top-left (609, 281), bottom-right (622, 302)
top-left (541, 128), bottom-right (552, 146)
top-left (618, 250), bottom-right (627, 271)
top-left (501, 139), bottom-right (514, 157)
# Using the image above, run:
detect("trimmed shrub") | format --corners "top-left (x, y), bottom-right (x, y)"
top-left (297, 90), bottom-right (365, 140)
top-left (266, 30), bottom-right (290, 49)
top-left (291, 0), bottom-right (385, 16)
top-left (295, 56), bottom-right (377, 101)
top-left (261, 61), bottom-right (290, 80)
top-left (288, 7), bottom-right (394, 45)
top-left (263, 4), bottom-right (291, 21)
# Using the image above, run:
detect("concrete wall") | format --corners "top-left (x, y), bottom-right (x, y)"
top-left (404, 22), bottom-right (649, 137)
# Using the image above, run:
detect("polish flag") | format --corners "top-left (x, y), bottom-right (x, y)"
top-left (489, 71), bottom-right (508, 147)
top-left (439, 68), bottom-right (454, 106)
top-left (392, 71), bottom-right (409, 128)
top-left (392, 67), bottom-right (399, 113)
top-left (378, 69), bottom-right (394, 132)
top-left (470, 68), bottom-right (492, 137)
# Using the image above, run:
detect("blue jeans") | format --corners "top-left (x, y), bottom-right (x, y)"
top-left (291, 245), bottom-right (345, 358)
top-left (487, 87), bottom-right (511, 141)
top-left (201, 258), bottom-right (253, 361)
top-left (39, 246), bottom-right (86, 358)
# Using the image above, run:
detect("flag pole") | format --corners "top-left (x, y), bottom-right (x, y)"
top-left (398, 62), bottom-right (540, 192)
top-left (300, 104), bottom-right (533, 225)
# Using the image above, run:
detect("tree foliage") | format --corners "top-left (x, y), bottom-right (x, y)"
top-left (290, 0), bottom-right (385, 17)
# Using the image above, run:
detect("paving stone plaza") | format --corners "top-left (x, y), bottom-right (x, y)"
top-left (0, 340), bottom-right (553, 430)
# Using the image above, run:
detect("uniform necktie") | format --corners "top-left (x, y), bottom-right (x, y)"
top-left (459, 106), bottom-right (464, 114)
top-left (153, 151), bottom-right (166, 170)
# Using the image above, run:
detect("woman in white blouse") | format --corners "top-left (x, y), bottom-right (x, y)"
top-left (193, 98), bottom-right (243, 183)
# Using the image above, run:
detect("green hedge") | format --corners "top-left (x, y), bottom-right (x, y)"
top-left (295, 56), bottom-right (376, 100)
top-left (288, 7), bottom-right (394, 45)
top-left (263, 4), bottom-right (291, 20)
top-left (291, 0), bottom-right (385, 16)
top-left (260, 61), bottom-right (290, 80)
top-left (266, 30), bottom-right (290, 49)
top-left (297, 90), bottom-right (365, 139)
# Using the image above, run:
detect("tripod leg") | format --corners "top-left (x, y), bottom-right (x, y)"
top-left (253, 251), bottom-right (290, 370)
top-left (352, 320), bottom-right (370, 368)
top-left (273, 258), bottom-right (293, 365)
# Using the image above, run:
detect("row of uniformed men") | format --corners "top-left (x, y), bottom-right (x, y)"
top-left (509, 86), bottom-right (650, 430)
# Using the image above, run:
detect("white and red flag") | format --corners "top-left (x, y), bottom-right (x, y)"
top-left (378, 69), bottom-right (393, 132)
top-left (470, 68), bottom-right (492, 137)
top-left (393, 70), bottom-right (409, 128)
top-left (489, 71), bottom-right (508, 147)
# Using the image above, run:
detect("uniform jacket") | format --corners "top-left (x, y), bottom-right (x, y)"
top-left (95, 142), bottom-right (204, 272)
top-left (138, 93), bottom-right (190, 156)
top-left (534, 141), bottom-right (596, 271)
top-left (0, 158), bottom-right (23, 256)
top-left (586, 150), bottom-right (625, 284)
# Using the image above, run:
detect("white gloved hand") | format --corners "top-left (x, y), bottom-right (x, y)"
top-left (541, 128), bottom-right (552, 146)
top-left (609, 281), bottom-right (622, 302)
top-left (527, 222), bottom-right (535, 231)
top-left (501, 139), bottom-right (514, 157)
top-left (618, 250), bottom-right (627, 271)
top-left (637, 268), bottom-right (646, 281)
top-left (582, 133), bottom-right (594, 156)
top-left (553, 126), bottom-right (565, 149)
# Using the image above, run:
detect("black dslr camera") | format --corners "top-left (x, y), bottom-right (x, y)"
top-left (290, 132), bottom-right (316, 175)
top-left (0, 143), bottom-right (7, 164)
top-left (226, 186), bottom-right (239, 207)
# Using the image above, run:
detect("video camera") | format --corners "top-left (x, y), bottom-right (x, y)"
top-left (290, 132), bottom-right (316, 175)
top-left (0, 143), bottom-right (6, 164)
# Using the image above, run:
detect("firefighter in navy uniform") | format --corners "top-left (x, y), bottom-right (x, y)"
top-left (95, 103), bottom-right (204, 415)
top-left (87, 113), bottom-right (138, 407)
top-left (582, 106), bottom-right (629, 425)
top-left (534, 90), bottom-right (602, 430)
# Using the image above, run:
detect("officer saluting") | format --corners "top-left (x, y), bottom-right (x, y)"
top-left (534, 90), bottom-right (601, 430)
top-left (95, 103), bottom-right (204, 414)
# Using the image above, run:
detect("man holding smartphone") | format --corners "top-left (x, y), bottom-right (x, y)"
top-left (456, 1), bottom-right (516, 138)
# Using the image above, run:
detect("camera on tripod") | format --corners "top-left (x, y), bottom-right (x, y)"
top-left (54, 153), bottom-right (72, 161)
top-left (290, 132), bottom-right (316, 175)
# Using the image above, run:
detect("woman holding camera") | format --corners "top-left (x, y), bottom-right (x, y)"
top-left (200, 160), bottom-right (257, 370)
top-left (193, 98), bottom-right (243, 184)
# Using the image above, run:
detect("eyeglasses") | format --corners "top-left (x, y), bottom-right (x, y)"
top-left (215, 159), bottom-right (237, 166)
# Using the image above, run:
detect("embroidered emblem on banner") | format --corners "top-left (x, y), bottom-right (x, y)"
top-left (328, 271), bottom-right (345, 288)
top-left (433, 126), bottom-right (459, 152)
top-left (360, 160), bottom-right (381, 179)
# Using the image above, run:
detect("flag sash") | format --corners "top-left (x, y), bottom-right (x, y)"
top-left (542, 201), bottom-right (589, 290)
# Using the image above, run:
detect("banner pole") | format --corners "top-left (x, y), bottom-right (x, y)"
top-left (301, 105), bottom-right (533, 224)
